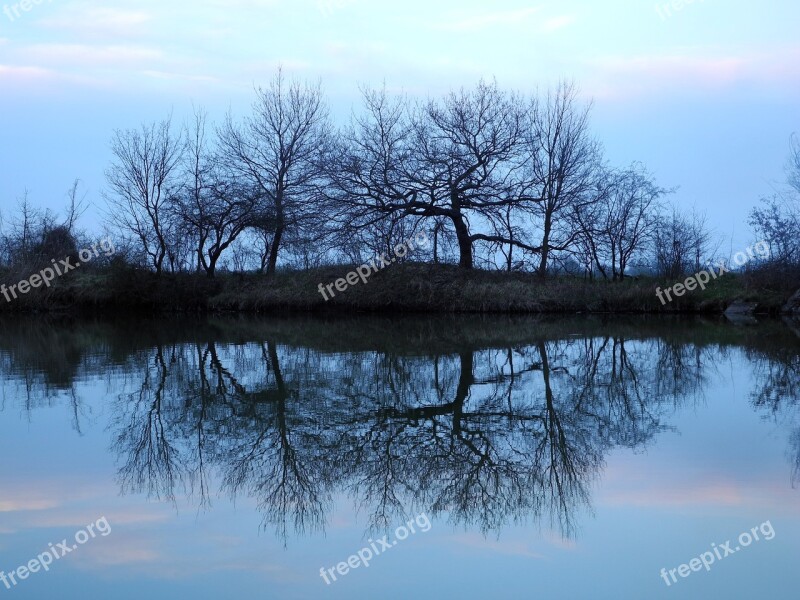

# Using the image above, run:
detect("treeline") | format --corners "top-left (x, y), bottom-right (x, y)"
top-left (0, 182), bottom-right (117, 281)
top-left (748, 134), bottom-right (800, 287)
top-left (2, 71), bottom-right (799, 285)
top-left (99, 74), bottom-right (707, 279)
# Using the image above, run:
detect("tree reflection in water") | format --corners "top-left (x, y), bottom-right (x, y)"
top-left (0, 315), bottom-right (798, 543)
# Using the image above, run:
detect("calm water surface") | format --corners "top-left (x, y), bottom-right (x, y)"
top-left (0, 315), bottom-right (799, 599)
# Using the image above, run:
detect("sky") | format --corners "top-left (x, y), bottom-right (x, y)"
top-left (1, 0), bottom-right (799, 249)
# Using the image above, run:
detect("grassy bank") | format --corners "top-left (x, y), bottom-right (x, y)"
top-left (0, 263), bottom-right (793, 315)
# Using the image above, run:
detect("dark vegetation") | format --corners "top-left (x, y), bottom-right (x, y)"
top-left (0, 263), bottom-right (792, 315)
top-left (2, 72), bottom-right (799, 314)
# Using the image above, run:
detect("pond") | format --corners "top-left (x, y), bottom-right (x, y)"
top-left (0, 315), bottom-right (798, 599)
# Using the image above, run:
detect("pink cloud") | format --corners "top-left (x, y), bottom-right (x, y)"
top-left (585, 46), bottom-right (800, 99)
top-left (448, 533), bottom-right (546, 559)
top-left (0, 497), bottom-right (61, 512)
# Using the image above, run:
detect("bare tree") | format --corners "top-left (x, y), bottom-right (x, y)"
top-left (206, 179), bottom-right (266, 276)
top-left (576, 164), bottom-right (666, 280)
top-left (330, 81), bottom-right (540, 270)
top-left (176, 107), bottom-right (215, 273)
top-left (653, 208), bottom-right (712, 279)
top-left (176, 108), bottom-right (265, 277)
top-left (63, 179), bottom-right (89, 235)
top-left (8, 191), bottom-right (47, 264)
top-left (749, 135), bottom-right (800, 267)
top-left (749, 194), bottom-right (800, 264)
top-left (325, 86), bottom-right (416, 258)
top-left (0, 189), bottom-right (83, 271)
top-left (105, 117), bottom-right (182, 275)
top-left (788, 133), bottom-right (800, 194)
top-left (218, 69), bottom-right (331, 275)
top-left (339, 212), bottom-right (421, 265)
top-left (526, 82), bottom-right (601, 277)
top-left (485, 203), bottom-right (530, 271)
top-left (254, 227), bottom-right (274, 273)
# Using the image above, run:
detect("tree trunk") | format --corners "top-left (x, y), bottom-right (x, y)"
top-left (452, 351), bottom-right (474, 435)
top-left (537, 212), bottom-right (552, 277)
top-left (154, 248), bottom-right (165, 276)
top-left (206, 255), bottom-right (218, 278)
top-left (451, 213), bottom-right (473, 269)
top-left (266, 225), bottom-right (283, 276)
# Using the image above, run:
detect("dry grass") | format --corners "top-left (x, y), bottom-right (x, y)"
top-left (0, 262), bottom-right (793, 315)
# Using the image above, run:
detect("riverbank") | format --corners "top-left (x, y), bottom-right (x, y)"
top-left (0, 263), bottom-right (794, 315)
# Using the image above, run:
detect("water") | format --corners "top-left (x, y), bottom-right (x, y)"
top-left (0, 315), bottom-right (798, 599)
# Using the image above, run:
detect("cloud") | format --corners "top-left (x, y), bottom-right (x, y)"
top-left (22, 509), bottom-right (172, 529)
top-left (449, 533), bottom-right (546, 559)
top-left (600, 483), bottom-right (745, 508)
top-left (584, 46), bottom-right (800, 100)
top-left (0, 497), bottom-right (60, 512)
top-left (542, 530), bottom-right (578, 550)
top-left (435, 7), bottom-right (543, 32)
top-left (541, 15), bottom-right (576, 32)
top-left (591, 54), bottom-right (748, 86)
top-left (204, 0), bottom-right (281, 7)
top-left (0, 64), bottom-right (54, 80)
top-left (598, 478), bottom-right (800, 512)
top-left (0, 42), bottom-right (194, 88)
top-left (72, 539), bottom-right (162, 568)
top-left (140, 70), bottom-right (219, 83)
top-left (24, 43), bottom-right (164, 68)
top-left (38, 7), bottom-right (153, 37)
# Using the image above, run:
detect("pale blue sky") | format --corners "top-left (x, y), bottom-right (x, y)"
top-left (1, 0), bottom-right (798, 247)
